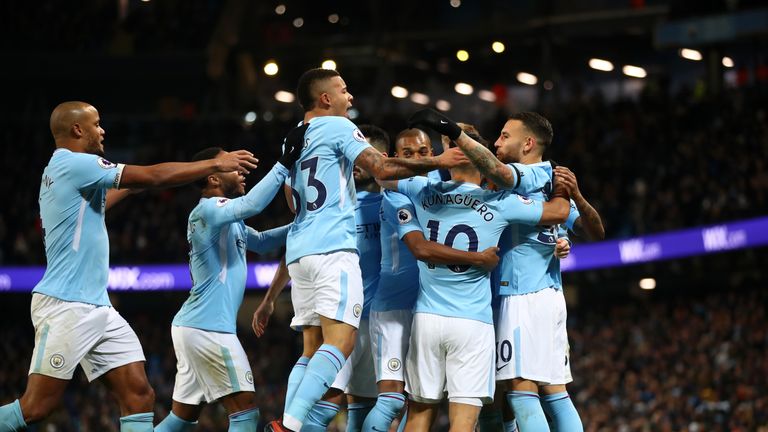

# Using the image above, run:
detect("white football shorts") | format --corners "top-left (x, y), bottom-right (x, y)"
top-left (369, 309), bottom-right (412, 383)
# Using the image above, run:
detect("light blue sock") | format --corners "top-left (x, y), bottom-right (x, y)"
top-left (345, 401), bottom-right (374, 432)
top-left (542, 392), bottom-right (582, 432)
top-left (395, 407), bottom-right (407, 432)
top-left (155, 412), bottom-right (198, 432)
top-left (285, 356), bottom-right (310, 410)
top-left (120, 412), bottom-right (154, 432)
top-left (362, 393), bottom-right (405, 432)
top-left (477, 408), bottom-right (503, 432)
top-left (284, 344), bottom-right (345, 431)
top-left (0, 400), bottom-right (27, 432)
top-left (228, 408), bottom-right (259, 432)
top-left (504, 419), bottom-right (519, 432)
top-left (300, 401), bottom-right (340, 431)
top-left (507, 392), bottom-right (547, 432)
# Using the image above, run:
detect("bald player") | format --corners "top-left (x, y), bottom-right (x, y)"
top-left (0, 102), bottom-right (260, 432)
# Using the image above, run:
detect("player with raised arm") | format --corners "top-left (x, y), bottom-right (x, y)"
top-left (154, 129), bottom-right (304, 432)
top-left (410, 109), bottom-right (604, 432)
top-left (0, 101), bottom-right (257, 432)
top-left (379, 126), bottom-right (570, 432)
top-left (264, 69), bottom-right (467, 432)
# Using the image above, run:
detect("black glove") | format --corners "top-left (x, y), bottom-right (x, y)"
top-left (279, 123), bottom-right (310, 167)
top-left (408, 108), bottom-right (462, 141)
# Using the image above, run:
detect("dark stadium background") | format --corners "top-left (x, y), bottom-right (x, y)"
top-left (1, 0), bottom-right (767, 430)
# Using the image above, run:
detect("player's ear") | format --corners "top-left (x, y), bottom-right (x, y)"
top-left (318, 92), bottom-right (331, 108)
top-left (524, 136), bottom-right (535, 153)
top-left (72, 122), bottom-right (84, 138)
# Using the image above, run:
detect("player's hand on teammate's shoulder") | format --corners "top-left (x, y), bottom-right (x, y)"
top-left (554, 238), bottom-right (571, 259)
top-left (436, 147), bottom-right (470, 169)
top-left (554, 166), bottom-right (581, 198)
top-left (216, 150), bottom-right (259, 174)
top-left (279, 123), bottom-right (311, 168)
top-left (478, 246), bottom-right (500, 271)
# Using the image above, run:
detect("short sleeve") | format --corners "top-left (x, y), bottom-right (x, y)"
top-left (333, 119), bottom-right (372, 163)
top-left (565, 199), bottom-right (580, 230)
top-left (383, 191), bottom-right (421, 239)
top-left (396, 176), bottom-right (429, 199)
top-left (499, 194), bottom-right (544, 225)
top-left (66, 153), bottom-right (124, 191)
top-left (506, 163), bottom-right (551, 196)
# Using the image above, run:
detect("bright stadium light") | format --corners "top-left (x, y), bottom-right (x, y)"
top-left (391, 86), bottom-right (409, 98)
top-left (263, 61), bottom-right (278, 76)
top-left (478, 90), bottom-right (496, 102)
top-left (275, 4), bottom-right (286, 15)
top-left (450, 0), bottom-right (461, 7)
top-left (516, 72), bottom-right (538, 85)
top-left (679, 48), bottom-right (703, 61)
top-left (328, 13), bottom-right (339, 24)
top-left (436, 99), bottom-right (451, 111)
top-left (454, 82), bottom-right (473, 95)
top-left (639, 278), bottom-right (656, 290)
top-left (589, 58), bottom-right (614, 72)
top-left (293, 17), bottom-right (304, 28)
top-left (275, 91), bottom-right (295, 103)
top-left (722, 56), bottom-right (734, 68)
top-left (492, 41), bottom-right (505, 53)
top-left (348, 108), bottom-right (359, 120)
top-left (244, 111), bottom-right (257, 124)
top-left (410, 92), bottom-right (430, 105)
top-left (456, 50), bottom-right (469, 62)
top-left (623, 65), bottom-right (647, 78)
top-left (321, 60), bottom-right (337, 70)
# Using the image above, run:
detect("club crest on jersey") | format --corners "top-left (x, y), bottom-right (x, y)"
top-left (397, 208), bottom-right (413, 225)
top-left (97, 158), bottom-right (117, 169)
top-left (49, 354), bottom-right (65, 369)
top-left (216, 198), bottom-right (229, 207)
top-left (245, 371), bottom-right (253, 384)
top-left (353, 128), bottom-right (366, 142)
top-left (387, 358), bottom-right (402, 372)
top-left (517, 195), bottom-right (533, 205)
top-left (353, 304), bottom-right (362, 318)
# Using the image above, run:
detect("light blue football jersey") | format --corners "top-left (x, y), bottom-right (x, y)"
top-left (34, 149), bottom-right (124, 306)
top-left (173, 164), bottom-right (290, 333)
top-left (496, 162), bottom-right (580, 296)
top-left (285, 116), bottom-right (372, 264)
top-left (355, 191), bottom-right (383, 319)
top-left (398, 177), bottom-right (544, 324)
top-left (373, 189), bottom-right (422, 312)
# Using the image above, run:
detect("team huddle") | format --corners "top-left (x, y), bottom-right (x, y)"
top-left (0, 68), bottom-right (604, 432)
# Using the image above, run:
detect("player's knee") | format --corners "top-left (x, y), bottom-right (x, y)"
top-left (121, 381), bottom-right (155, 412)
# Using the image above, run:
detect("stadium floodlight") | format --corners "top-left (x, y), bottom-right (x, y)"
top-left (516, 72), bottom-right (538, 86)
top-left (454, 82), bottom-right (473, 95)
top-left (722, 56), bottom-right (734, 68)
top-left (410, 92), bottom-right (430, 105)
top-left (436, 99), bottom-right (451, 111)
top-left (622, 65), bottom-right (647, 78)
top-left (328, 14), bottom-right (339, 24)
top-left (275, 4), bottom-right (286, 15)
top-left (348, 108), bottom-right (359, 120)
top-left (391, 86), bottom-right (409, 99)
top-left (244, 112), bottom-right (257, 124)
top-left (589, 58), bottom-right (614, 72)
top-left (639, 278), bottom-right (656, 290)
top-left (492, 41), bottom-right (505, 54)
top-left (263, 61), bottom-right (278, 76)
top-left (321, 60), bottom-right (337, 70)
top-left (456, 50), bottom-right (469, 62)
top-left (450, 0), bottom-right (461, 7)
top-left (293, 17), bottom-right (304, 28)
top-left (679, 48), bottom-right (702, 61)
top-left (275, 91), bottom-right (295, 103)
top-left (478, 90), bottom-right (496, 103)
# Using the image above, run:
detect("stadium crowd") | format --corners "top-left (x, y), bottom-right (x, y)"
top-left (1, 280), bottom-right (766, 431)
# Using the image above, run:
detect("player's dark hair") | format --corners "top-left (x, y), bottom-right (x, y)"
top-left (296, 68), bottom-right (341, 112)
top-left (394, 128), bottom-right (431, 157)
top-left (509, 112), bottom-right (553, 151)
top-left (358, 124), bottom-right (390, 154)
top-left (191, 147), bottom-right (224, 188)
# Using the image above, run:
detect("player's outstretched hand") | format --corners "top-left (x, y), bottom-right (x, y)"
top-left (408, 108), bottom-right (462, 141)
top-left (437, 147), bottom-right (470, 169)
top-left (252, 300), bottom-right (274, 338)
top-left (554, 166), bottom-right (581, 198)
top-left (554, 238), bottom-right (571, 259)
top-left (478, 246), bottom-right (500, 271)
top-left (279, 123), bottom-right (310, 168)
top-left (218, 150), bottom-right (259, 174)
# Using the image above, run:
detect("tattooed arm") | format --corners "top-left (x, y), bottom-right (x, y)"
top-left (354, 146), bottom-right (468, 180)
top-left (453, 132), bottom-right (518, 189)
